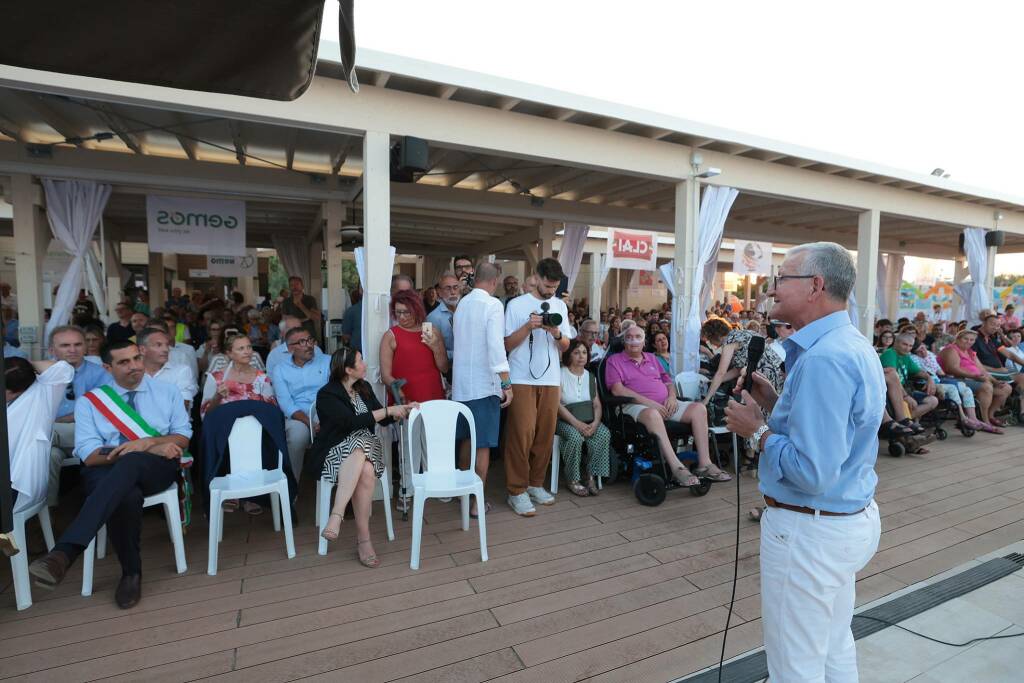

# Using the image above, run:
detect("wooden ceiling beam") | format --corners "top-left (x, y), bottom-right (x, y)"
top-left (95, 104), bottom-right (144, 155)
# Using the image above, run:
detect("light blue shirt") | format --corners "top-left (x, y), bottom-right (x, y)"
top-left (760, 311), bottom-right (886, 513)
top-left (57, 360), bottom-right (113, 418)
top-left (426, 304), bottom-right (456, 361)
top-left (266, 341), bottom-right (323, 377)
top-left (269, 351), bottom-right (331, 419)
top-left (4, 342), bottom-right (27, 359)
top-left (73, 375), bottom-right (193, 461)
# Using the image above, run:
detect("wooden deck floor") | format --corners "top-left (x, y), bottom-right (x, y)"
top-left (2, 432), bottom-right (1024, 682)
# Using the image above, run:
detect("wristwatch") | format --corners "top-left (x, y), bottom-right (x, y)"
top-left (749, 423), bottom-right (771, 453)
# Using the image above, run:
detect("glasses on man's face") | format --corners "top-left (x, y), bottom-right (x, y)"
top-left (288, 337), bottom-right (315, 347)
top-left (771, 274), bottom-right (816, 290)
top-left (454, 263), bottom-right (473, 273)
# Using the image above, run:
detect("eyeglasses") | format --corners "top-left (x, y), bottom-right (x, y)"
top-left (771, 274), bottom-right (817, 290)
top-left (454, 263), bottom-right (473, 273)
top-left (394, 308), bottom-right (413, 318)
top-left (288, 337), bottom-right (315, 347)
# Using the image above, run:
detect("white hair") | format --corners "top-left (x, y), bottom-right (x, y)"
top-left (786, 241), bottom-right (857, 303)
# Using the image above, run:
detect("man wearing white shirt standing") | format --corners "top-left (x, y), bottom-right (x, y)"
top-left (453, 261), bottom-right (513, 517)
top-left (138, 328), bottom-right (198, 410)
top-left (503, 258), bottom-right (572, 516)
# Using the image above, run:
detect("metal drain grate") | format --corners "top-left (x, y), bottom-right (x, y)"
top-left (678, 553), bottom-right (1024, 683)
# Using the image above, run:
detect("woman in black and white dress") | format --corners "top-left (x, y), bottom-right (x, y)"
top-left (308, 347), bottom-right (416, 568)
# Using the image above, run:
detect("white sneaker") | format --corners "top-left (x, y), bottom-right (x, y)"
top-left (527, 486), bottom-right (555, 506)
top-left (507, 492), bottom-right (536, 517)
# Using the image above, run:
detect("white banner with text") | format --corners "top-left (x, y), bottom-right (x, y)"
top-left (732, 239), bottom-right (772, 276)
top-left (146, 195), bottom-right (246, 255)
top-left (606, 228), bottom-right (658, 271)
top-left (208, 249), bottom-right (258, 277)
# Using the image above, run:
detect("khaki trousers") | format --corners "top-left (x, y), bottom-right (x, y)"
top-left (503, 384), bottom-right (560, 496)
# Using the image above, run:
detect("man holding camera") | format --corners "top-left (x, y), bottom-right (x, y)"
top-left (503, 258), bottom-right (571, 516)
top-left (453, 254), bottom-right (476, 295)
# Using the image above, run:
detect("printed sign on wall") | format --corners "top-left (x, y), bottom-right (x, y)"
top-left (607, 228), bottom-right (658, 271)
top-left (208, 249), bottom-right (258, 277)
top-left (146, 195), bottom-right (246, 256)
top-left (732, 240), bottom-right (772, 276)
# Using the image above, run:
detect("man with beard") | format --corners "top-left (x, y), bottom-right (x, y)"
top-left (427, 272), bottom-right (461, 364)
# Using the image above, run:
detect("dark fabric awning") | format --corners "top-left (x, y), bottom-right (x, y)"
top-left (0, 0), bottom-right (357, 100)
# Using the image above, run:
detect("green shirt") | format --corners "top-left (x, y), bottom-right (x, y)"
top-left (879, 347), bottom-right (920, 384)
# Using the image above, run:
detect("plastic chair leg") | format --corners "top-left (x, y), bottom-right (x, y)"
top-left (596, 475), bottom-right (602, 490)
top-left (475, 484), bottom-right (488, 564)
top-left (207, 490), bottom-right (221, 576)
top-left (270, 492), bottom-right (282, 532)
top-left (96, 526), bottom-right (107, 560)
top-left (163, 499), bottom-right (187, 574)
top-left (11, 516), bottom-right (31, 610)
top-left (551, 435), bottom-right (560, 493)
top-left (410, 490), bottom-right (425, 570)
top-left (277, 485), bottom-right (296, 559)
top-left (317, 479), bottom-right (332, 556)
top-left (37, 506), bottom-right (55, 551)
top-left (461, 494), bottom-right (470, 532)
top-left (380, 474), bottom-right (395, 541)
top-left (81, 537), bottom-right (95, 597)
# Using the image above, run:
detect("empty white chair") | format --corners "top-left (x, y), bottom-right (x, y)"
top-left (408, 401), bottom-right (487, 570)
top-left (207, 416), bottom-right (295, 575)
top-left (10, 499), bottom-right (55, 610)
top-left (81, 482), bottom-right (186, 597)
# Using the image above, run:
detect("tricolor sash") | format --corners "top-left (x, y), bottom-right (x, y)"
top-left (84, 384), bottom-right (194, 527)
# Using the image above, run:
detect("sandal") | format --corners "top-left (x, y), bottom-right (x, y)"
top-left (978, 422), bottom-right (1005, 434)
top-left (221, 499), bottom-right (239, 512)
top-left (356, 538), bottom-right (380, 568)
top-left (881, 421), bottom-right (915, 438)
top-left (568, 481), bottom-right (589, 497)
top-left (748, 507), bottom-right (763, 522)
top-left (242, 501), bottom-right (263, 516)
top-left (990, 417), bottom-right (1007, 427)
top-left (586, 477), bottom-right (600, 496)
top-left (671, 464), bottom-right (700, 488)
top-left (899, 419), bottom-right (924, 435)
top-left (914, 446), bottom-right (931, 455)
top-left (469, 501), bottom-right (492, 519)
top-left (320, 512), bottom-right (343, 541)
top-left (693, 464), bottom-right (732, 482)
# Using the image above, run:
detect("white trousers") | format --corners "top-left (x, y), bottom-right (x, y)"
top-left (284, 418), bottom-right (311, 483)
top-left (760, 499), bottom-right (881, 683)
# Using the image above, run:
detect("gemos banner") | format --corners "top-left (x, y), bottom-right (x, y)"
top-left (607, 228), bottom-right (658, 271)
top-left (732, 239), bottom-right (772, 276)
top-left (208, 249), bottom-right (258, 277)
top-left (146, 195), bottom-right (246, 256)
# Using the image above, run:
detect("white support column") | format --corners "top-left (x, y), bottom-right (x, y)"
top-left (308, 238), bottom-right (323, 308)
top-left (672, 179), bottom-right (699, 374)
top-left (588, 251), bottom-right (604, 321)
top-left (238, 275), bottom-right (257, 306)
top-left (984, 244), bottom-right (997, 307)
top-left (147, 251), bottom-right (164, 309)
top-left (11, 174), bottom-right (48, 358)
top-left (953, 257), bottom-right (967, 320)
top-left (884, 254), bottom-right (902, 321)
top-left (323, 199), bottom-right (345, 321)
top-left (363, 130), bottom-right (391, 399)
top-left (104, 238), bottom-right (122, 317)
top-left (855, 209), bottom-right (881, 337)
top-left (414, 256), bottom-right (424, 289)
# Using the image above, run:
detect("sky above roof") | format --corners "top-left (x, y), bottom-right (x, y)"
top-left (322, 1), bottom-right (1024, 276)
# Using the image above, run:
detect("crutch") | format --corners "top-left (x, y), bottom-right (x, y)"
top-left (388, 379), bottom-right (411, 520)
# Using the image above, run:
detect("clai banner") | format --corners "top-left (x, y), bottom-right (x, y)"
top-left (146, 195), bottom-right (246, 256)
top-left (208, 249), bottom-right (258, 277)
top-left (607, 228), bottom-right (658, 271)
top-left (732, 239), bottom-right (772, 276)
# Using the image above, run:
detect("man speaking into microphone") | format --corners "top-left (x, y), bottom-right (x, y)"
top-left (726, 242), bottom-right (885, 683)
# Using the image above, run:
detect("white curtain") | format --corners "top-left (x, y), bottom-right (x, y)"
top-left (847, 291), bottom-right (859, 327)
top-left (272, 234), bottom-right (310, 285)
top-left (963, 227), bottom-right (990, 323)
top-left (589, 252), bottom-right (611, 321)
top-left (558, 223), bottom-right (589, 292)
top-left (354, 244), bottom-right (397, 377)
top-left (41, 179), bottom-right (111, 343)
top-left (680, 185), bottom-right (739, 375)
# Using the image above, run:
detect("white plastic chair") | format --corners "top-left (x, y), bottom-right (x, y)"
top-left (317, 449), bottom-right (394, 556)
top-left (9, 499), bottom-right (55, 610)
top-left (207, 416), bottom-right (295, 575)
top-left (81, 482), bottom-right (186, 597)
top-left (408, 401), bottom-right (487, 570)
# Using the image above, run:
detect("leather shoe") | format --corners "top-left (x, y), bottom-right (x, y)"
top-left (115, 574), bottom-right (142, 609)
top-left (28, 550), bottom-right (70, 590)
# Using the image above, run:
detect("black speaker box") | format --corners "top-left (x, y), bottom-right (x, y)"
top-left (986, 230), bottom-right (1005, 247)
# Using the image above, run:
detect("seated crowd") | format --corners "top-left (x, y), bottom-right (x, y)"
top-left (5, 260), bottom-right (1022, 611)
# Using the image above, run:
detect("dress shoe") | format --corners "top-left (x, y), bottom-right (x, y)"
top-left (28, 550), bottom-right (70, 590)
top-left (115, 574), bottom-right (142, 609)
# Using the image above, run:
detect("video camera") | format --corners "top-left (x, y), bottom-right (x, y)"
top-left (539, 301), bottom-right (562, 327)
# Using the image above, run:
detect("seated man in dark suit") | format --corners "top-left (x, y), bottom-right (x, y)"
top-left (29, 339), bottom-right (192, 609)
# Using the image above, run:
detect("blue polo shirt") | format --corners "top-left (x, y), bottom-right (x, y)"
top-left (58, 360), bottom-right (113, 419)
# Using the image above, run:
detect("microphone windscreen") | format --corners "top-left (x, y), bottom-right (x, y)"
top-left (743, 336), bottom-right (766, 393)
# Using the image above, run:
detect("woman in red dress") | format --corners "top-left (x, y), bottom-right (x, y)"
top-left (380, 289), bottom-right (448, 403)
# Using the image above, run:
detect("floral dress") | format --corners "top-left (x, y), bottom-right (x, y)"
top-left (724, 328), bottom-right (785, 393)
top-left (200, 367), bottom-right (276, 418)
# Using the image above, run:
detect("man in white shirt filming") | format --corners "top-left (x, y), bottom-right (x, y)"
top-left (453, 261), bottom-right (513, 518)
top-left (503, 258), bottom-right (571, 516)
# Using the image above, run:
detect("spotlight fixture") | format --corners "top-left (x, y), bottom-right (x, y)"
top-left (696, 167), bottom-right (722, 179)
top-left (930, 167), bottom-right (950, 178)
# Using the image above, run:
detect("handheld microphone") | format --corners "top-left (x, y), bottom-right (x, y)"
top-left (743, 336), bottom-right (766, 393)
top-left (388, 378), bottom-right (408, 405)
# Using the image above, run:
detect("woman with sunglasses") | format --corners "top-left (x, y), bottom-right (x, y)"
top-left (379, 289), bottom-right (447, 406)
top-left (312, 347), bottom-right (417, 567)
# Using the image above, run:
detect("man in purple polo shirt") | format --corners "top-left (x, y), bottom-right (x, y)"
top-left (605, 326), bottom-right (731, 486)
